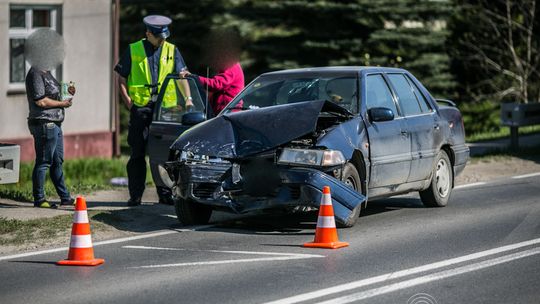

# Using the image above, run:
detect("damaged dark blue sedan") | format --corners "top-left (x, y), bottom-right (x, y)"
top-left (160, 67), bottom-right (469, 227)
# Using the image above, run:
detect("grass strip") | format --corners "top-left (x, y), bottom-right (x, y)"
top-left (0, 157), bottom-right (153, 202)
top-left (0, 211), bottom-right (112, 247)
top-left (466, 125), bottom-right (540, 143)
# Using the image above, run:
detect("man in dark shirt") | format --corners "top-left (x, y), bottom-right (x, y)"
top-left (24, 29), bottom-right (75, 208)
top-left (114, 15), bottom-right (191, 206)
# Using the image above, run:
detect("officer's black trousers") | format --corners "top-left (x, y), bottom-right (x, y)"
top-left (127, 105), bottom-right (171, 202)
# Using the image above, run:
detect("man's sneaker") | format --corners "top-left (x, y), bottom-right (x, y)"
top-left (34, 201), bottom-right (58, 209)
top-left (60, 198), bottom-right (75, 206)
top-left (127, 198), bottom-right (142, 206)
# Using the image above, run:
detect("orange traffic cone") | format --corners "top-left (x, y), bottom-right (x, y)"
top-left (57, 196), bottom-right (104, 266)
top-left (303, 186), bottom-right (349, 249)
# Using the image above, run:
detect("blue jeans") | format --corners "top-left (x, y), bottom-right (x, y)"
top-left (28, 122), bottom-right (70, 203)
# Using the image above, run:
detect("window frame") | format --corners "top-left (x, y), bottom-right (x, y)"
top-left (8, 5), bottom-right (61, 92)
top-left (386, 73), bottom-right (425, 117)
top-left (364, 73), bottom-right (401, 117)
top-left (404, 74), bottom-right (433, 113)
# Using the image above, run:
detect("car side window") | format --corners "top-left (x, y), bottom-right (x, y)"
top-left (365, 74), bottom-right (398, 115)
top-left (387, 74), bottom-right (422, 116)
top-left (406, 75), bottom-right (432, 113)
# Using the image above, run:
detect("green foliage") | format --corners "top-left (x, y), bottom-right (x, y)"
top-left (364, 0), bottom-right (457, 97)
top-left (447, 0), bottom-right (540, 105)
top-left (115, 0), bottom-right (539, 135)
top-left (228, 0), bottom-right (373, 80)
top-left (460, 100), bottom-right (501, 136)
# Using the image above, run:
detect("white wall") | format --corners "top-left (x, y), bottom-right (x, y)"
top-left (0, 0), bottom-right (112, 139)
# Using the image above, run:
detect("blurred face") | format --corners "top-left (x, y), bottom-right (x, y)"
top-left (25, 28), bottom-right (65, 71)
top-left (203, 29), bottom-right (241, 71)
top-left (146, 31), bottom-right (164, 47)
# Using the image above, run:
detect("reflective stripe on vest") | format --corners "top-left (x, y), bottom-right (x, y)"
top-left (127, 40), bottom-right (177, 107)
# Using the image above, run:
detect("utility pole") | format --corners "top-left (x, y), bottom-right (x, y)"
top-left (111, 0), bottom-right (121, 157)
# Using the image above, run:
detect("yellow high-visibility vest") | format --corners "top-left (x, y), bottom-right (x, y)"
top-left (127, 39), bottom-right (177, 108)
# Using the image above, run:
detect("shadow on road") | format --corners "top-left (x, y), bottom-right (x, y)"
top-left (88, 202), bottom-right (182, 233)
top-left (85, 196), bottom-right (428, 236)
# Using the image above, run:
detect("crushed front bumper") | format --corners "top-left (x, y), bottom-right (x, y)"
top-left (169, 161), bottom-right (365, 225)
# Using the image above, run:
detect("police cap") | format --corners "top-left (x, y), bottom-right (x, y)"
top-left (143, 15), bottom-right (171, 39)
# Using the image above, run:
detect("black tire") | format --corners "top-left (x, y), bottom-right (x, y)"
top-left (420, 150), bottom-right (453, 207)
top-left (336, 163), bottom-right (362, 228)
top-left (174, 197), bottom-right (212, 225)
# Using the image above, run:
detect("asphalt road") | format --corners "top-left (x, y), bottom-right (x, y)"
top-left (1, 173), bottom-right (539, 304)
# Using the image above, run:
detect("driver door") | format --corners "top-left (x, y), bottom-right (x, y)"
top-left (148, 75), bottom-right (206, 188)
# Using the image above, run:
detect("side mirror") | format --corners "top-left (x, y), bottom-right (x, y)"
top-left (182, 111), bottom-right (206, 126)
top-left (368, 107), bottom-right (394, 122)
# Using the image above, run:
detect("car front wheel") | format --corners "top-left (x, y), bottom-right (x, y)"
top-left (420, 150), bottom-right (453, 207)
top-left (174, 197), bottom-right (213, 225)
top-left (336, 163), bottom-right (362, 228)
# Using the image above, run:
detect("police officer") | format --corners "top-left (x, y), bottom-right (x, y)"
top-left (114, 15), bottom-right (192, 206)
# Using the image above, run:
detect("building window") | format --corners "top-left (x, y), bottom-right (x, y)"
top-left (8, 5), bottom-right (60, 87)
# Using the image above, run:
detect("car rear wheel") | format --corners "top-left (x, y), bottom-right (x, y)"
top-left (420, 150), bottom-right (453, 207)
top-left (174, 197), bottom-right (213, 225)
top-left (336, 163), bottom-right (362, 228)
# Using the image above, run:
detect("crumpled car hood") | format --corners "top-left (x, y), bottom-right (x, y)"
top-left (171, 100), bottom-right (352, 159)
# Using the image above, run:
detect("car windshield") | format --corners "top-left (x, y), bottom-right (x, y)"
top-left (222, 74), bottom-right (359, 114)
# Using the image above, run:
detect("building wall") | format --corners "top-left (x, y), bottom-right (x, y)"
top-left (0, 0), bottom-right (113, 161)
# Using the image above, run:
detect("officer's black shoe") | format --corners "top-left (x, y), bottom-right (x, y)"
top-left (60, 197), bottom-right (75, 206)
top-left (127, 198), bottom-right (142, 206)
top-left (158, 196), bottom-right (174, 205)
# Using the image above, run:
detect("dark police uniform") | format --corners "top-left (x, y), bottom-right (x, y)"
top-left (114, 15), bottom-right (187, 206)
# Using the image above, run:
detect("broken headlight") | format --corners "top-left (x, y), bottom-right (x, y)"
top-left (277, 148), bottom-right (345, 167)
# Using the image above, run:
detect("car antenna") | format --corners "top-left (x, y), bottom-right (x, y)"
top-left (205, 66), bottom-right (209, 118)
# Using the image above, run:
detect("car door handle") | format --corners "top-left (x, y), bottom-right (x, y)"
top-left (401, 130), bottom-right (408, 136)
top-left (434, 124), bottom-right (440, 130)
top-left (153, 134), bottom-right (163, 139)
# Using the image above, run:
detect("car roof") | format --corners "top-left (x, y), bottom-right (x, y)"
top-left (261, 66), bottom-right (407, 76)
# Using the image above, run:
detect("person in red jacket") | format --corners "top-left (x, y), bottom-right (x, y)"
top-left (181, 29), bottom-right (244, 116)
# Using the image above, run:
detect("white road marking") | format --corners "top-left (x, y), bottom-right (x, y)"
top-left (133, 255), bottom-right (324, 269)
top-left (454, 182), bottom-right (487, 189)
top-left (511, 172), bottom-right (540, 179)
top-left (263, 237), bottom-right (540, 304)
top-left (0, 226), bottom-right (213, 262)
top-left (124, 245), bottom-right (323, 257)
top-left (124, 245), bottom-right (324, 269)
top-left (315, 247), bottom-right (540, 304)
